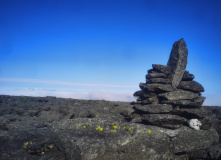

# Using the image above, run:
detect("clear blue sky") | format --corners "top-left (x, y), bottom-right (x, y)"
top-left (0, 0), bottom-right (221, 105)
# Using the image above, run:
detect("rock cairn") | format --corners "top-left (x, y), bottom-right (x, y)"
top-left (132, 38), bottom-right (211, 130)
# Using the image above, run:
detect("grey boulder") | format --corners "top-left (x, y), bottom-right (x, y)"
top-left (134, 104), bottom-right (173, 113)
top-left (141, 114), bottom-right (187, 129)
top-left (50, 118), bottom-right (219, 160)
top-left (146, 72), bottom-right (167, 78)
top-left (178, 80), bottom-right (204, 92)
top-left (152, 64), bottom-right (171, 74)
top-left (160, 96), bottom-right (206, 107)
top-left (182, 70), bottom-right (195, 81)
top-left (146, 78), bottom-right (171, 84)
top-left (158, 90), bottom-right (200, 101)
top-left (139, 83), bottom-right (173, 92)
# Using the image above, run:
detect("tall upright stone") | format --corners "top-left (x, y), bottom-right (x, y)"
top-left (167, 38), bottom-right (188, 88)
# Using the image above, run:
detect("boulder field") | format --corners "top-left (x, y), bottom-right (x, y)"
top-left (0, 95), bottom-right (220, 160)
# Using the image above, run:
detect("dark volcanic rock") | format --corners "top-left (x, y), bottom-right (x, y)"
top-left (148, 96), bottom-right (159, 104)
top-left (0, 93), bottom-right (220, 160)
top-left (50, 118), bottom-right (219, 160)
top-left (188, 144), bottom-right (221, 160)
top-left (134, 104), bottom-right (173, 113)
top-left (161, 96), bottom-right (206, 107)
top-left (135, 98), bottom-right (151, 104)
top-left (158, 90), bottom-right (200, 101)
top-left (200, 116), bottom-right (212, 130)
top-left (133, 90), bottom-right (143, 97)
top-left (133, 90), bottom-right (155, 98)
top-left (146, 78), bottom-right (171, 84)
top-left (173, 106), bottom-right (211, 119)
top-left (146, 72), bottom-right (167, 78)
top-left (152, 64), bottom-right (171, 74)
top-left (204, 106), bottom-right (221, 140)
top-left (141, 114), bottom-right (187, 129)
top-left (136, 96), bottom-right (159, 105)
top-left (172, 107), bottom-right (212, 130)
top-left (167, 38), bottom-right (188, 88)
top-left (182, 70), bottom-right (195, 81)
top-left (0, 129), bottom-right (65, 160)
top-left (139, 83), bottom-right (173, 92)
top-left (178, 80), bottom-right (204, 92)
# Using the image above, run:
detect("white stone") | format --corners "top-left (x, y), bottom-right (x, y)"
top-left (189, 119), bottom-right (202, 130)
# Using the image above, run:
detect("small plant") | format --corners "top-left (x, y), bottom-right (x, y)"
top-left (148, 130), bottom-right (152, 134)
top-left (23, 141), bottom-right (32, 149)
top-left (110, 129), bottom-right (117, 133)
top-left (96, 126), bottom-right (103, 131)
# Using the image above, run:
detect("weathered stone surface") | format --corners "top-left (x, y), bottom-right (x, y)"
top-left (152, 64), bottom-right (171, 74)
top-left (0, 129), bottom-right (65, 160)
top-left (173, 106), bottom-right (211, 119)
top-left (182, 70), bottom-right (195, 81)
top-left (146, 78), bottom-right (171, 84)
top-left (50, 118), bottom-right (219, 160)
top-left (188, 145), bottom-right (221, 160)
top-left (134, 104), bottom-right (173, 113)
top-left (178, 80), bottom-right (204, 92)
top-left (146, 72), bottom-right (167, 78)
top-left (141, 114), bottom-right (187, 129)
top-left (158, 90), bottom-right (199, 101)
top-left (139, 83), bottom-right (173, 92)
top-left (133, 90), bottom-right (143, 97)
top-left (148, 96), bottom-right (159, 104)
top-left (137, 96), bottom-right (159, 104)
top-left (161, 96), bottom-right (206, 107)
top-left (200, 116), bottom-right (212, 130)
top-left (172, 107), bottom-right (212, 130)
top-left (205, 106), bottom-right (221, 141)
top-left (109, 106), bottom-right (135, 117)
top-left (167, 38), bottom-right (188, 88)
top-left (0, 95), bottom-right (220, 160)
top-left (147, 69), bottom-right (155, 74)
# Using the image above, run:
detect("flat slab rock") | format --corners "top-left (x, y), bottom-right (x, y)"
top-left (50, 118), bottom-right (219, 160)
top-left (141, 114), bottom-right (187, 129)
top-left (158, 90), bottom-right (199, 101)
top-left (134, 104), bottom-right (173, 113)
top-left (173, 106), bottom-right (211, 119)
top-left (146, 72), bottom-right (167, 78)
top-left (135, 96), bottom-right (159, 105)
top-left (146, 78), bottom-right (171, 84)
top-left (161, 96), bottom-right (206, 107)
top-left (152, 64), bottom-right (171, 74)
top-left (139, 83), bottom-right (173, 92)
top-left (133, 90), bottom-right (156, 98)
top-left (178, 80), bottom-right (204, 92)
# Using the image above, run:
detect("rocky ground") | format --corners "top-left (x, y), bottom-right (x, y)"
top-left (0, 95), bottom-right (221, 160)
top-left (205, 106), bottom-right (221, 143)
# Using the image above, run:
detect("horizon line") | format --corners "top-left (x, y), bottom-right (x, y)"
top-left (0, 78), bottom-right (138, 88)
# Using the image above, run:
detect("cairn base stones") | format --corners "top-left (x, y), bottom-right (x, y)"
top-left (132, 38), bottom-right (211, 130)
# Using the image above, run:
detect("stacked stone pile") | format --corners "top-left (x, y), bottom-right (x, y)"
top-left (132, 38), bottom-right (211, 130)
